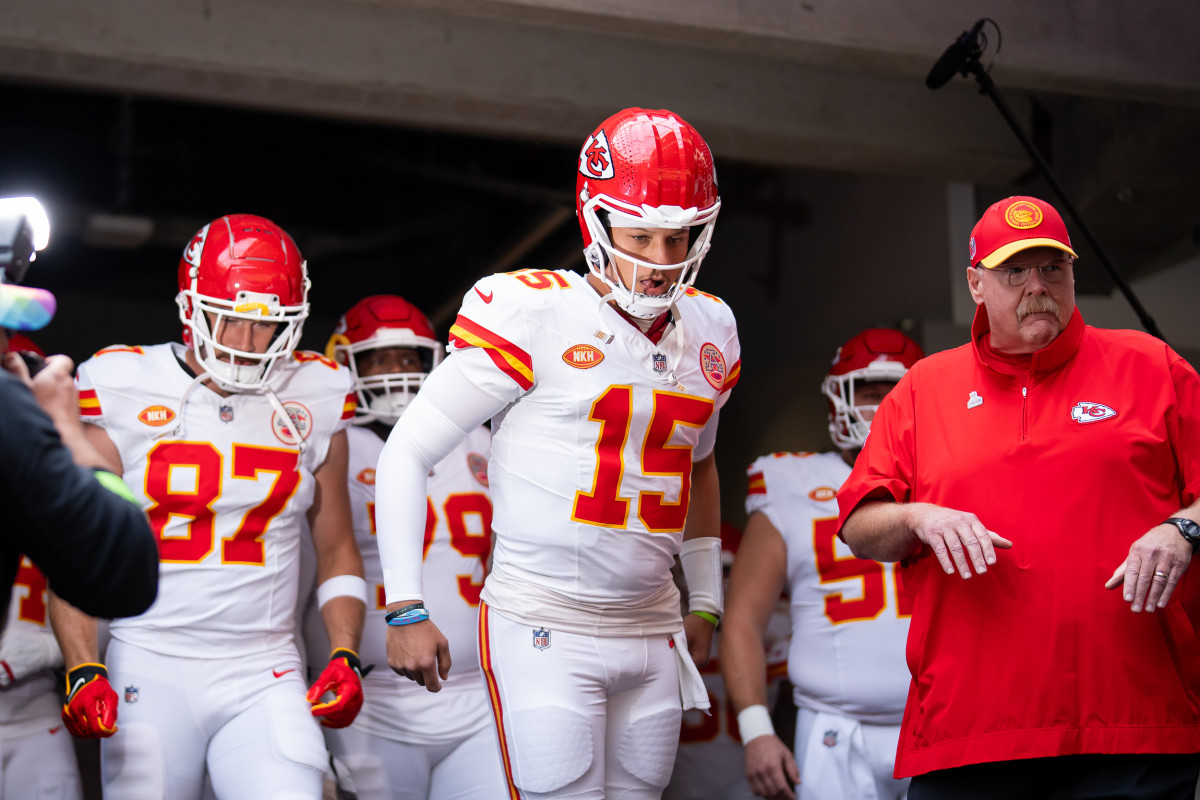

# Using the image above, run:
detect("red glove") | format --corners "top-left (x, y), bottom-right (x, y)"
top-left (61, 664), bottom-right (119, 738)
top-left (306, 648), bottom-right (367, 728)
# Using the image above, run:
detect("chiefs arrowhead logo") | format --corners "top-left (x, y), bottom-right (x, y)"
top-left (356, 468), bottom-right (376, 485)
top-left (807, 486), bottom-right (837, 502)
top-left (579, 130), bottom-right (614, 181)
top-left (182, 223), bottom-right (209, 267)
top-left (1070, 401), bottom-right (1117, 424)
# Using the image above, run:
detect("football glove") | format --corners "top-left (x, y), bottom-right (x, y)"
top-left (61, 663), bottom-right (118, 738)
top-left (306, 648), bottom-right (368, 729)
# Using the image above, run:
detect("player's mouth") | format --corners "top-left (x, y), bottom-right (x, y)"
top-left (638, 276), bottom-right (670, 297)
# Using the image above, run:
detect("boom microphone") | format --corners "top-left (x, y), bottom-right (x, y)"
top-left (925, 19), bottom-right (986, 89)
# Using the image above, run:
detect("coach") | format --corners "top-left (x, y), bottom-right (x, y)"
top-left (837, 195), bottom-right (1200, 799)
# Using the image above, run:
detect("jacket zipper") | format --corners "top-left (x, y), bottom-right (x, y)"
top-left (1021, 384), bottom-right (1028, 440)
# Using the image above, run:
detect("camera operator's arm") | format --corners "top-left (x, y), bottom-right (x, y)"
top-left (0, 369), bottom-right (157, 620)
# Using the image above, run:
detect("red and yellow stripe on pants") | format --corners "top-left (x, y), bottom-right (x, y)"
top-left (478, 601), bottom-right (523, 799)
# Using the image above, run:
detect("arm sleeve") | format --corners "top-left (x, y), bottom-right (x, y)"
top-left (0, 374), bottom-right (158, 619)
top-left (375, 355), bottom-right (508, 603)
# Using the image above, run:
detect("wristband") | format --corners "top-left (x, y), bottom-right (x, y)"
top-left (736, 704), bottom-right (775, 745)
top-left (689, 610), bottom-right (720, 626)
top-left (386, 608), bottom-right (430, 626)
top-left (384, 603), bottom-right (425, 623)
top-left (680, 536), bottom-right (724, 616)
top-left (317, 575), bottom-right (369, 610)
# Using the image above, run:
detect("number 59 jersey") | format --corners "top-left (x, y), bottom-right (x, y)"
top-left (746, 451), bottom-right (910, 723)
top-left (76, 342), bottom-right (354, 657)
top-left (448, 269), bottom-right (740, 624)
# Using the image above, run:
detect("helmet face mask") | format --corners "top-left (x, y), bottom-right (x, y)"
top-left (822, 329), bottom-right (925, 450)
top-left (176, 215), bottom-right (309, 392)
top-left (576, 108), bottom-right (720, 320)
top-left (325, 295), bottom-right (442, 426)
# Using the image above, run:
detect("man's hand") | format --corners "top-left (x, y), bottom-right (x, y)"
top-left (306, 648), bottom-right (367, 728)
top-left (61, 664), bottom-right (118, 738)
top-left (683, 612), bottom-right (715, 668)
top-left (744, 734), bottom-right (799, 800)
top-left (1105, 524), bottom-right (1193, 612)
top-left (386, 619), bottom-right (451, 693)
top-left (906, 503), bottom-right (1013, 579)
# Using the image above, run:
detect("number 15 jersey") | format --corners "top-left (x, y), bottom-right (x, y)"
top-left (76, 342), bottom-right (354, 657)
top-left (448, 269), bottom-right (740, 634)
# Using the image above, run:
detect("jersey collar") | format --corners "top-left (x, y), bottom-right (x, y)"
top-left (971, 304), bottom-right (1084, 378)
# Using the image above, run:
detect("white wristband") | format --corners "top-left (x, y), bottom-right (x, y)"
top-left (316, 575), bottom-right (369, 610)
top-left (680, 536), bottom-right (723, 617)
top-left (736, 704), bottom-right (776, 745)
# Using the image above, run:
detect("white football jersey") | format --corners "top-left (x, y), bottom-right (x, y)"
top-left (447, 269), bottom-right (740, 630)
top-left (77, 343), bottom-right (354, 657)
top-left (0, 558), bottom-right (60, 739)
top-left (344, 423), bottom-right (495, 744)
top-left (746, 452), bottom-right (910, 724)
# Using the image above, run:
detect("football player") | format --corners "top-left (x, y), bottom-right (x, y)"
top-left (299, 294), bottom-right (505, 799)
top-left (376, 107), bottom-right (740, 798)
top-left (721, 329), bottom-right (924, 800)
top-left (49, 214), bottom-right (367, 799)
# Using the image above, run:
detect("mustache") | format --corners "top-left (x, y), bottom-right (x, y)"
top-left (1017, 295), bottom-right (1060, 321)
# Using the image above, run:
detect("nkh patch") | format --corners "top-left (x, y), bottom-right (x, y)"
top-left (532, 628), bottom-right (551, 651)
top-left (124, 685), bottom-right (139, 704)
top-left (822, 729), bottom-right (838, 747)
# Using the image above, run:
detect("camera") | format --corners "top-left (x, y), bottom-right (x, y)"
top-left (0, 197), bottom-right (55, 332)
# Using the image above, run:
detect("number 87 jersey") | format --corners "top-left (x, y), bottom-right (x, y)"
top-left (75, 342), bottom-right (354, 657)
top-left (448, 268), bottom-right (739, 617)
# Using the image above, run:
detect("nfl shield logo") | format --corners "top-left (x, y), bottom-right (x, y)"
top-left (822, 729), bottom-right (838, 747)
top-left (532, 628), bottom-right (551, 651)
top-left (652, 353), bottom-right (667, 374)
top-left (125, 685), bottom-right (139, 704)
top-left (219, 405), bottom-right (234, 423)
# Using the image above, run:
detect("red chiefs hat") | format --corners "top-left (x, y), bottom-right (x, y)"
top-left (969, 196), bottom-right (1077, 268)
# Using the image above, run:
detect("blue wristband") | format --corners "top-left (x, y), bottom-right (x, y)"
top-left (386, 608), bottom-right (430, 626)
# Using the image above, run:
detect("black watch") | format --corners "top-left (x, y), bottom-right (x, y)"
top-left (1163, 517), bottom-right (1200, 553)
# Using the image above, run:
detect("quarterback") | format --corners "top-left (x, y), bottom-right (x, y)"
top-left (301, 294), bottom-right (505, 799)
top-left (376, 108), bottom-right (739, 798)
top-left (51, 215), bottom-right (367, 799)
top-left (722, 329), bottom-right (923, 800)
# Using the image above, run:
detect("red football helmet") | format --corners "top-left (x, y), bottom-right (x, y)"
top-left (576, 108), bottom-right (720, 320)
top-left (822, 328), bottom-right (924, 449)
top-left (175, 214), bottom-right (309, 391)
top-left (325, 295), bottom-right (442, 425)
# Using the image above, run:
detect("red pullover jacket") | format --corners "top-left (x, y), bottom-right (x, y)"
top-left (837, 306), bottom-right (1200, 777)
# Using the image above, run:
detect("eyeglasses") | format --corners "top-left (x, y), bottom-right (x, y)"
top-left (979, 259), bottom-right (1072, 287)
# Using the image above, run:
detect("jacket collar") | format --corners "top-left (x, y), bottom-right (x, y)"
top-left (971, 304), bottom-right (1084, 378)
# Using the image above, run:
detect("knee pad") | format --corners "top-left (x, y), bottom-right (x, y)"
top-left (617, 707), bottom-right (682, 789)
top-left (508, 706), bottom-right (594, 793)
top-left (102, 722), bottom-right (166, 800)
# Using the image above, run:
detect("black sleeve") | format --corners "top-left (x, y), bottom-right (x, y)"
top-left (0, 372), bottom-right (158, 619)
